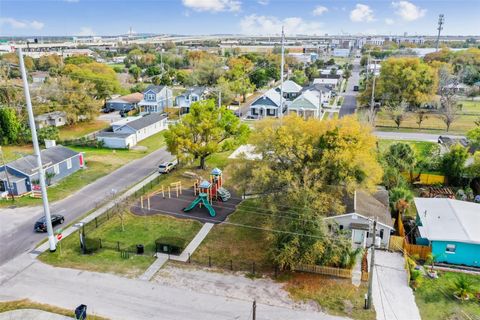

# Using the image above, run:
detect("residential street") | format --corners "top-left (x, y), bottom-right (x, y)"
top-left (0, 147), bottom-right (173, 266)
top-left (339, 57), bottom-right (361, 118)
top-left (0, 254), bottom-right (348, 320)
top-left (372, 250), bottom-right (421, 320)
top-left (374, 131), bottom-right (465, 142)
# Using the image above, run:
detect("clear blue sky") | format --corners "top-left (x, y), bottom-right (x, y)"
top-left (0, 0), bottom-right (479, 37)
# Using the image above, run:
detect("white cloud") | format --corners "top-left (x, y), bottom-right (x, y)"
top-left (78, 27), bottom-right (95, 36)
top-left (0, 17), bottom-right (44, 30)
top-left (182, 0), bottom-right (240, 12)
top-left (350, 4), bottom-right (374, 22)
top-left (385, 18), bottom-right (395, 25)
top-left (392, 1), bottom-right (426, 21)
top-left (240, 15), bottom-right (324, 35)
top-left (258, 0), bottom-right (269, 5)
top-left (313, 6), bottom-right (328, 16)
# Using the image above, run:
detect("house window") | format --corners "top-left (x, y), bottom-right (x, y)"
top-left (53, 164), bottom-right (60, 174)
top-left (66, 158), bottom-right (72, 170)
top-left (446, 244), bottom-right (456, 254)
top-left (379, 229), bottom-right (384, 239)
top-left (339, 225), bottom-right (344, 230)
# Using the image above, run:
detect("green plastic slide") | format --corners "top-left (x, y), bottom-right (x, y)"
top-left (183, 193), bottom-right (216, 217)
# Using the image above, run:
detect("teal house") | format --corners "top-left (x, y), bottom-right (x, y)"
top-left (414, 198), bottom-right (480, 267)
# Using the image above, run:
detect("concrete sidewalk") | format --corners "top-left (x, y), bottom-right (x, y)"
top-left (0, 254), bottom-right (348, 320)
top-left (372, 251), bottom-right (421, 320)
top-left (0, 309), bottom-right (71, 320)
top-left (139, 223), bottom-right (214, 281)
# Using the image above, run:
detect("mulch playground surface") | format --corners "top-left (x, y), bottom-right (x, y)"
top-left (130, 188), bottom-right (242, 224)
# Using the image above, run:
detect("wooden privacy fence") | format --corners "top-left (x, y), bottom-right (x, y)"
top-left (389, 235), bottom-right (431, 260)
top-left (295, 264), bottom-right (353, 279)
top-left (402, 172), bottom-right (445, 185)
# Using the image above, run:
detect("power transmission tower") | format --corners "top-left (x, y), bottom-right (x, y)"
top-left (435, 14), bottom-right (444, 52)
top-left (18, 48), bottom-right (57, 252)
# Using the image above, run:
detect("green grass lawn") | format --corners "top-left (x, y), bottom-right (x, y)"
top-left (192, 199), bottom-right (272, 270)
top-left (377, 140), bottom-right (437, 159)
top-left (415, 271), bottom-right (480, 320)
top-left (283, 273), bottom-right (375, 320)
top-left (375, 111), bottom-right (478, 134)
top-left (58, 120), bottom-right (110, 141)
top-left (39, 211), bottom-right (202, 276)
top-left (0, 299), bottom-right (108, 320)
top-left (458, 99), bottom-right (480, 114)
top-left (0, 132), bottom-right (166, 208)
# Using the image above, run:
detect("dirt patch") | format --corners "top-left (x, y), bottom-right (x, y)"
top-left (153, 263), bottom-right (317, 312)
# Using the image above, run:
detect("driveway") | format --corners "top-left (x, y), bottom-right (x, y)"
top-left (374, 131), bottom-right (465, 142)
top-left (0, 254), bottom-right (348, 320)
top-left (339, 58), bottom-right (360, 118)
top-left (0, 147), bottom-right (173, 266)
top-left (372, 250), bottom-right (421, 320)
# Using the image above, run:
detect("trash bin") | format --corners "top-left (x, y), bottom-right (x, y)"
top-left (75, 304), bottom-right (87, 320)
top-left (136, 244), bottom-right (144, 255)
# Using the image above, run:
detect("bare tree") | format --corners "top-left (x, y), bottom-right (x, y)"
top-left (438, 69), bottom-right (460, 132)
top-left (386, 100), bottom-right (409, 129)
top-left (415, 109), bottom-right (429, 129)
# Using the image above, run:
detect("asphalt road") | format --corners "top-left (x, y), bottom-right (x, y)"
top-left (374, 131), bottom-right (465, 142)
top-left (339, 58), bottom-right (361, 118)
top-left (0, 147), bottom-right (173, 266)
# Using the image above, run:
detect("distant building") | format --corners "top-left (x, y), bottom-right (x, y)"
top-left (0, 144), bottom-right (84, 197)
top-left (313, 74), bottom-right (341, 87)
top-left (106, 92), bottom-right (143, 112)
top-left (138, 85), bottom-right (173, 114)
top-left (332, 48), bottom-right (350, 57)
top-left (30, 71), bottom-right (49, 84)
top-left (34, 111), bottom-right (67, 129)
top-left (414, 198), bottom-right (480, 267)
top-left (175, 86), bottom-right (209, 113)
top-left (96, 113), bottom-right (168, 149)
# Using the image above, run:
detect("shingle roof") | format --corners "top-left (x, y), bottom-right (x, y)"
top-left (180, 86), bottom-right (207, 97)
top-left (278, 80), bottom-right (303, 93)
top-left (34, 111), bottom-right (66, 121)
top-left (108, 92), bottom-right (143, 104)
top-left (6, 145), bottom-right (79, 176)
top-left (302, 83), bottom-right (333, 93)
top-left (354, 189), bottom-right (393, 227)
top-left (289, 91), bottom-right (320, 110)
top-left (123, 113), bottom-right (167, 131)
top-left (415, 198), bottom-right (480, 245)
top-left (144, 85), bottom-right (166, 94)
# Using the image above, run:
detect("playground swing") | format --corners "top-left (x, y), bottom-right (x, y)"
top-left (183, 168), bottom-right (231, 217)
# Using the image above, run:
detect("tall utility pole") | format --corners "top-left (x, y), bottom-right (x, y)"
top-left (18, 48), bottom-right (56, 252)
top-left (366, 218), bottom-right (377, 309)
top-left (435, 14), bottom-right (445, 52)
top-left (252, 299), bottom-right (256, 320)
top-left (368, 61), bottom-right (377, 126)
top-left (279, 26), bottom-right (285, 118)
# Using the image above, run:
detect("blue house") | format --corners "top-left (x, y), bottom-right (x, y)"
top-left (138, 85), bottom-right (173, 114)
top-left (249, 88), bottom-right (283, 118)
top-left (175, 86), bottom-right (209, 114)
top-left (0, 145), bottom-right (83, 197)
top-left (414, 198), bottom-right (480, 267)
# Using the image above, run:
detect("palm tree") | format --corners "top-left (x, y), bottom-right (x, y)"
top-left (389, 187), bottom-right (414, 234)
top-left (453, 275), bottom-right (474, 300)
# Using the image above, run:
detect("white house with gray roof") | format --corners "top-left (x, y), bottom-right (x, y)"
top-left (96, 113), bottom-right (168, 149)
top-left (138, 85), bottom-right (173, 114)
top-left (175, 86), bottom-right (209, 113)
top-left (0, 145), bottom-right (83, 197)
top-left (248, 88), bottom-right (284, 118)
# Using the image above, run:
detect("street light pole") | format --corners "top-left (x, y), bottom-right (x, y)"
top-left (18, 48), bottom-right (56, 252)
top-left (366, 218), bottom-right (377, 309)
top-left (369, 61), bottom-right (377, 126)
top-left (279, 26), bottom-right (285, 119)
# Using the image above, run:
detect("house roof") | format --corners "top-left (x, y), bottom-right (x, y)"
top-left (355, 189), bottom-right (393, 228)
top-left (302, 83), bottom-right (333, 94)
top-left (30, 71), bottom-right (49, 78)
top-left (5, 145), bottom-right (79, 176)
top-left (252, 88), bottom-right (282, 108)
top-left (34, 111), bottom-right (66, 121)
top-left (97, 132), bottom-right (134, 139)
top-left (414, 197), bottom-right (480, 245)
top-left (144, 85), bottom-right (166, 94)
top-left (180, 86), bottom-right (207, 97)
top-left (289, 90), bottom-right (320, 110)
top-left (123, 113), bottom-right (167, 131)
top-left (318, 74), bottom-right (341, 79)
top-left (0, 169), bottom-right (26, 182)
top-left (277, 80), bottom-right (303, 93)
top-left (108, 92), bottom-right (143, 104)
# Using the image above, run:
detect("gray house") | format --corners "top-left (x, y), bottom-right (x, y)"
top-left (138, 85), bottom-right (173, 114)
top-left (249, 88), bottom-right (283, 118)
top-left (0, 145), bottom-right (83, 197)
top-left (34, 111), bottom-right (67, 129)
top-left (105, 92), bottom-right (143, 112)
top-left (175, 86), bottom-right (209, 113)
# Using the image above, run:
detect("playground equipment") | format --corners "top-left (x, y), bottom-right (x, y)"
top-left (184, 168), bottom-right (231, 217)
